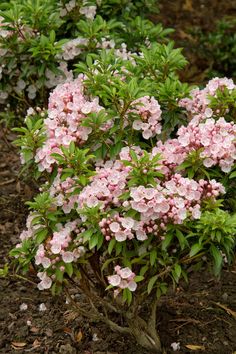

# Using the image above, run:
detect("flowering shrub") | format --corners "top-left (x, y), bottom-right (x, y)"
top-left (0, 0), bottom-right (170, 126)
top-left (10, 38), bottom-right (236, 351)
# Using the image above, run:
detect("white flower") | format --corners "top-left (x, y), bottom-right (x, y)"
top-left (62, 251), bottom-right (74, 263)
top-left (136, 230), bottom-right (148, 241)
top-left (127, 281), bottom-right (137, 292)
top-left (119, 267), bottom-right (132, 279)
top-left (121, 217), bottom-right (134, 230)
top-left (19, 303), bottom-right (28, 311)
top-left (110, 222), bottom-right (120, 233)
top-left (132, 120), bottom-right (142, 130)
top-left (39, 303), bottom-right (47, 312)
top-left (170, 342), bottom-right (180, 351)
top-left (108, 274), bottom-right (121, 286)
top-left (115, 231), bottom-right (127, 242)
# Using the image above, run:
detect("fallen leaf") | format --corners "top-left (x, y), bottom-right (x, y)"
top-left (185, 344), bottom-right (205, 350)
top-left (32, 339), bottom-right (41, 348)
top-left (213, 302), bottom-right (236, 319)
top-left (11, 342), bottom-right (27, 350)
top-left (63, 327), bottom-right (72, 334)
top-left (30, 326), bottom-right (39, 333)
top-left (45, 328), bottom-right (53, 337)
top-left (64, 310), bottom-right (80, 323)
top-left (75, 330), bottom-right (83, 343)
top-left (15, 181), bottom-right (21, 193)
top-left (183, 0), bottom-right (193, 11)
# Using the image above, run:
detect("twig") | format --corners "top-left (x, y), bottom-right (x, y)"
top-left (10, 273), bottom-right (37, 286)
top-left (0, 178), bottom-right (15, 186)
top-left (65, 287), bottom-right (131, 334)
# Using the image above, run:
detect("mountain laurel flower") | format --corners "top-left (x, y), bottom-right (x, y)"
top-left (37, 272), bottom-right (52, 290)
top-left (130, 96), bottom-right (162, 139)
top-left (35, 77), bottom-right (106, 172)
top-left (108, 266), bottom-right (137, 293)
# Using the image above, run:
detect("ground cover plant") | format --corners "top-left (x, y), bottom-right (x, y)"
top-left (0, 0), bottom-right (236, 353)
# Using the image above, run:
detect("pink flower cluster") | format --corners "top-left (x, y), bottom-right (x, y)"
top-left (49, 221), bottom-right (78, 257)
top-left (177, 118), bottom-right (236, 172)
top-left (78, 161), bottom-right (130, 211)
top-left (100, 215), bottom-right (135, 241)
top-left (61, 38), bottom-right (89, 61)
top-left (79, 5), bottom-right (97, 20)
top-left (19, 217), bottom-right (86, 290)
top-left (130, 174), bottom-right (225, 225)
top-left (59, 1), bottom-right (96, 20)
top-left (49, 174), bottom-right (78, 214)
top-left (119, 145), bottom-right (144, 161)
top-left (108, 266), bottom-right (137, 293)
top-left (18, 212), bottom-right (46, 244)
top-left (100, 214), bottom-right (160, 242)
top-left (130, 96), bottom-right (162, 139)
top-left (153, 117), bottom-right (236, 173)
top-left (35, 77), bottom-right (108, 172)
top-left (152, 139), bottom-right (185, 176)
top-left (179, 77), bottom-right (235, 119)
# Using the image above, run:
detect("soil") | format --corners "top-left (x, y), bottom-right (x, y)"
top-left (1, 1), bottom-right (236, 353)
top-left (154, 0), bottom-right (236, 83)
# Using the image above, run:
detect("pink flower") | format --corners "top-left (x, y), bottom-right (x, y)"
top-left (108, 274), bottom-right (121, 286)
top-left (129, 96), bottom-right (162, 139)
top-left (121, 217), bottom-right (134, 230)
top-left (108, 266), bottom-right (137, 293)
top-left (115, 231), bottom-right (127, 242)
top-left (37, 272), bottom-right (52, 290)
top-left (119, 267), bottom-right (133, 279)
top-left (110, 222), bottom-right (121, 233)
top-left (62, 251), bottom-right (74, 263)
top-left (128, 281), bottom-right (137, 292)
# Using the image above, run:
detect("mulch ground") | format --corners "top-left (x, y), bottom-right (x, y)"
top-left (154, 0), bottom-right (236, 83)
top-left (1, 1), bottom-right (236, 353)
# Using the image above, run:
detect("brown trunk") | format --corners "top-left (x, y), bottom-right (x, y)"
top-left (126, 314), bottom-right (162, 353)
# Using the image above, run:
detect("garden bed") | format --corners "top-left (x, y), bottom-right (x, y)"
top-left (1, 0), bottom-right (236, 353)
top-left (1, 133), bottom-right (236, 354)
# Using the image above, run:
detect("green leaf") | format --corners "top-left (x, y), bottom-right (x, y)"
top-left (101, 257), bottom-right (118, 272)
top-left (147, 275), bottom-right (158, 294)
top-left (65, 263), bottom-right (73, 277)
top-left (172, 264), bottom-right (181, 283)
top-left (140, 265), bottom-right (149, 276)
top-left (176, 229), bottom-right (188, 250)
top-left (161, 233), bottom-right (173, 251)
top-left (115, 242), bottom-right (123, 256)
top-left (150, 249), bottom-right (157, 266)
top-left (210, 244), bottom-right (223, 275)
top-left (35, 228), bottom-right (48, 244)
top-left (134, 275), bottom-right (144, 282)
top-left (229, 170), bottom-right (236, 179)
top-left (189, 243), bottom-right (203, 257)
top-left (123, 288), bottom-right (132, 305)
top-left (47, 212), bottom-right (58, 221)
top-left (81, 229), bottom-right (94, 242)
top-left (55, 268), bottom-right (64, 283)
top-left (96, 233), bottom-right (104, 250)
top-left (89, 233), bottom-right (98, 249)
top-left (108, 238), bottom-right (116, 254)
